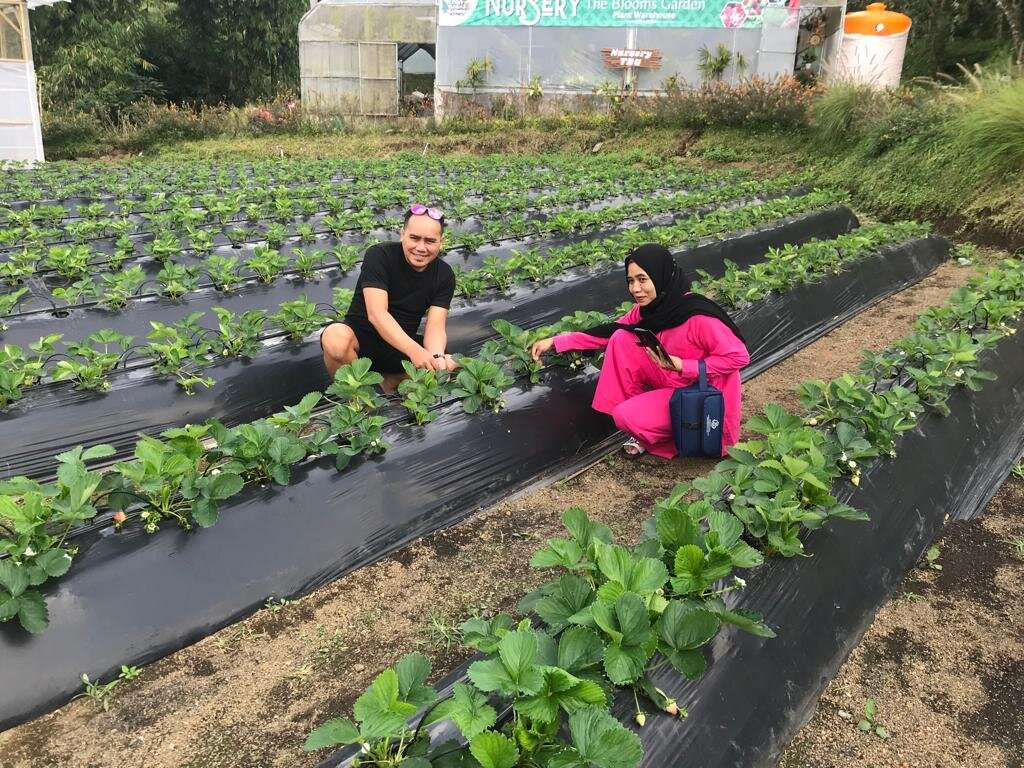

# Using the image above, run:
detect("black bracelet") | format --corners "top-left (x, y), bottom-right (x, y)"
top-left (432, 353), bottom-right (445, 359)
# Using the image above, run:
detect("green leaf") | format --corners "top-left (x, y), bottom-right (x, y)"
top-left (0, 592), bottom-right (19, 621)
top-left (207, 472), bottom-right (244, 500)
top-left (469, 731), bottom-right (519, 768)
top-left (727, 540), bottom-right (764, 568)
top-left (567, 706), bottom-right (644, 768)
top-left (353, 667), bottom-right (417, 741)
top-left (563, 506), bottom-right (612, 549)
top-left (0, 560), bottom-right (29, 598)
top-left (596, 543), bottom-right (634, 586)
top-left (34, 549), bottom-right (73, 578)
top-left (531, 538), bottom-right (583, 569)
top-left (303, 717), bottom-right (360, 751)
top-left (81, 444), bottom-right (117, 461)
top-left (467, 658), bottom-right (516, 695)
top-left (658, 602), bottom-right (720, 651)
top-left (604, 643), bottom-right (648, 685)
top-left (395, 652), bottom-right (437, 708)
top-left (536, 574), bottom-right (595, 633)
top-left (497, 628), bottom-right (544, 694)
top-left (16, 589), bottom-right (49, 634)
top-left (710, 605), bottom-right (777, 638)
top-left (627, 558), bottom-right (670, 595)
top-left (557, 626), bottom-right (606, 674)
top-left (516, 666), bottom-right (607, 723)
top-left (662, 647), bottom-right (707, 679)
top-left (192, 497), bottom-right (219, 528)
top-left (707, 509), bottom-right (743, 548)
top-left (427, 682), bottom-right (496, 740)
top-left (655, 505), bottom-right (701, 553)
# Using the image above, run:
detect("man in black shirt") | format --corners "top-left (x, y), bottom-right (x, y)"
top-left (321, 205), bottom-right (457, 393)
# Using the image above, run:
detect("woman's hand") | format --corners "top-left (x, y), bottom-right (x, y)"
top-left (646, 347), bottom-right (683, 372)
top-left (530, 337), bottom-right (555, 362)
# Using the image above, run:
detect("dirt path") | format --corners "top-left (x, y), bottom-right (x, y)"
top-left (778, 470), bottom-right (1024, 768)
top-left (0, 257), bottom-right (994, 768)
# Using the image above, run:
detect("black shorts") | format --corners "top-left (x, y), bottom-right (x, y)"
top-left (320, 321), bottom-right (422, 375)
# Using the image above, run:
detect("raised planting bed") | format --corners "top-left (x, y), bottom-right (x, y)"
top-left (0, 233), bottom-right (949, 730)
top-left (0, 201), bottom-right (851, 480)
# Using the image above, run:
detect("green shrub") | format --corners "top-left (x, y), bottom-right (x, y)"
top-left (809, 84), bottom-right (891, 144)
top-left (40, 110), bottom-right (110, 160)
top-left (954, 78), bottom-right (1024, 175)
top-left (863, 91), bottom-right (951, 157)
top-left (647, 77), bottom-right (816, 129)
top-left (119, 100), bottom-right (225, 150)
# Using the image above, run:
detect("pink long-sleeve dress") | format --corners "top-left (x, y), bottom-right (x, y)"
top-left (553, 303), bottom-right (750, 458)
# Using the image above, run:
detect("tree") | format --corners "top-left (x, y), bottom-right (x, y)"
top-left (171, 0), bottom-right (308, 105)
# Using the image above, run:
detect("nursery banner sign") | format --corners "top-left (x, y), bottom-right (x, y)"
top-left (439, 0), bottom-right (799, 29)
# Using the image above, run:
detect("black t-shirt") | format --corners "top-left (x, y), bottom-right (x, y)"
top-left (345, 242), bottom-right (456, 335)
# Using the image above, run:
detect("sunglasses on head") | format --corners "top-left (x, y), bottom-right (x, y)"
top-left (409, 203), bottom-right (444, 220)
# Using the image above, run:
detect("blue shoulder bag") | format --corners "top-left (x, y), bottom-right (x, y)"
top-left (669, 360), bottom-right (724, 458)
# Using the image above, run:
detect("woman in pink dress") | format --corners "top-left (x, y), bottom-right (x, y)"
top-left (530, 244), bottom-right (749, 458)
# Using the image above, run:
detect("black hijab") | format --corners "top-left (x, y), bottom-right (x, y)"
top-left (583, 243), bottom-right (746, 343)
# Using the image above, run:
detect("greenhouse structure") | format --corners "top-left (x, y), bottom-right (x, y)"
top-left (298, 0), bottom-right (847, 118)
top-left (0, 0), bottom-right (63, 163)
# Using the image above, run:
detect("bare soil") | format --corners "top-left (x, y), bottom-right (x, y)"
top-left (778, 472), bottom-right (1024, 768)
top-left (0, 257), bottom-right (997, 768)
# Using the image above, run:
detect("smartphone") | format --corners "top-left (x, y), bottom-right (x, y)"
top-left (629, 328), bottom-right (671, 362)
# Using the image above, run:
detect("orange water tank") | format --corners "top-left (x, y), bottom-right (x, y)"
top-left (835, 3), bottom-right (913, 89)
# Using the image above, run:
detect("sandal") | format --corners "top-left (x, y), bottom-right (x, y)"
top-left (622, 437), bottom-right (646, 456)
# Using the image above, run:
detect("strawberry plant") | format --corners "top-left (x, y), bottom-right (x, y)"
top-left (145, 230), bottom-right (181, 261)
top-left (247, 245), bottom-right (288, 284)
top-left (0, 287), bottom-right (28, 324)
top-left (481, 319), bottom-right (545, 383)
top-left (292, 248), bottom-right (324, 279)
top-left (264, 222), bottom-right (289, 249)
top-left (326, 358), bottom-right (385, 414)
top-left (155, 262), bottom-right (199, 300)
top-left (0, 444), bottom-right (116, 632)
top-left (330, 244), bottom-right (362, 273)
top-left (211, 307), bottom-right (267, 358)
top-left (0, 335), bottom-right (59, 407)
top-left (296, 222), bottom-right (317, 245)
top-left (331, 287), bottom-right (355, 319)
top-left (397, 361), bottom-right (451, 425)
top-left (44, 245), bottom-right (93, 279)
top-left (207, 420), bottom-right (309, 487)
top-left (186, 227), bottom-right (217, 255)
top-left (204, 254), bottom-right (242, 292)
top-left (142, 313), bottom-right (214, 395)
top-left (51, 329), bottom-right (133, 391)
top-left (98, 265), bottom-right (145, 310)
top-left (52, 277), bottom-right (98, 306)
top-left (270, 294), bottom-right (327, 342)
top-left (451, 354), bottom-right (515, 414)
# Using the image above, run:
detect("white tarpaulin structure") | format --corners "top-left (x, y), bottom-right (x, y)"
top-left (0, 0), bottom-right (65, 163)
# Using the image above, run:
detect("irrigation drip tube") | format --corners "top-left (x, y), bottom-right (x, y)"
top-left (0, 233), bottom-right (948, 731)
top-left (0, 206), bottom-right (858, 481)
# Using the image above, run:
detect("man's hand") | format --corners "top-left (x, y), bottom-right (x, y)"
top-left (408, 346), bottom-right (436, 370)
top-left (530, 337), bottom-right (555, 362)
top-left (429, 353), bottom-right (458, 373)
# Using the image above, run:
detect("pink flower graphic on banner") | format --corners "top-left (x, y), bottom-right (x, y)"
top-left (742, 0), bottom-right (763, 17)
top-left (721, 2), bottom-right (748, 27)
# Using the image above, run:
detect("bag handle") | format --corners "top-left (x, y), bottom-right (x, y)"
top-left (698, 359), bottom-right (707, 389)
